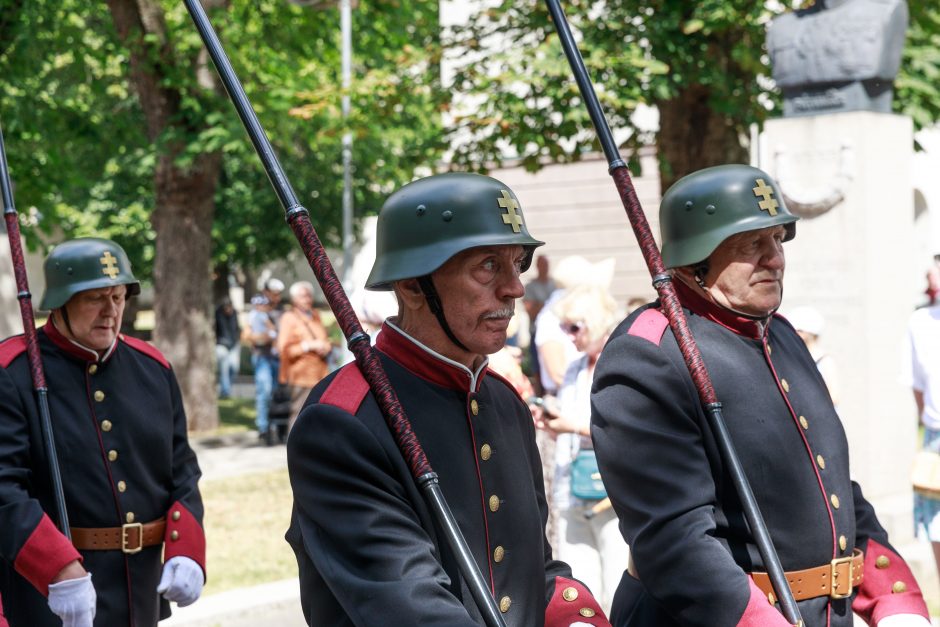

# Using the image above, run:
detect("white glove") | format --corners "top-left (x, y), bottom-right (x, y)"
top-left (48, 573), bottom-right (96, 627)
top-left (570, 623), bottom-right (594, 627)
top-left (877, 615), bottom-right (932, 627)
top-left (157, 556), bottom-right (204, 607)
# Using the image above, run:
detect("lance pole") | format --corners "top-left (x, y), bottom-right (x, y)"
top-left (0, 118), bottom-right (71, 539)
top-left (543, 1), bottom-right (803, 624)
top-left (182, 2), bottom-right (506, 625)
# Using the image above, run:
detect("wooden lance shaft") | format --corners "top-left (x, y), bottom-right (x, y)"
top-left (181, 2), bottom-right (507, 625)
top-left (542, 1), bottom-right (804, 625)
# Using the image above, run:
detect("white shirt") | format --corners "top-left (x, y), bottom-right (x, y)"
top-left (902, 304), bottom-right (940, 429)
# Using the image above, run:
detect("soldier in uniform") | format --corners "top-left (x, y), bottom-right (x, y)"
top-left (0, 238), bottom-right (206, 626)
top-left (286, 172), bottom-right (610, 626)
top-left (591, 165), bottom-right (929, 627)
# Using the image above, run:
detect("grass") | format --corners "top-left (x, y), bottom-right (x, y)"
top-left (200, 468), bottom-right (297, 596)
top-left (214, 397), bottom-right (256, 434)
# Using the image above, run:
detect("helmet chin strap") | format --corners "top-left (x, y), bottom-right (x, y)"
top-left (690, 268), bottom-right (780, 322)
top-left (417, 275), bottom-right (470, 353)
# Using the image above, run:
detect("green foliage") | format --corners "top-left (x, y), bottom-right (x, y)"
top-left (0, 0), bottom-right (447, 279)
top-left (447, 1), bottom-right (940, 176)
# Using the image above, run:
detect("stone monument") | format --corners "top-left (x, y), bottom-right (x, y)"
top-left (767, 0), bottom-right (908, 117)
top-left (762, 0), bottom-right (935, 599)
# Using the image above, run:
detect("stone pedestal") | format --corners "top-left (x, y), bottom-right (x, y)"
top-left (0, 231), bottom-right (22, 339)
top-left (761, 113), bottom-right (938, 598)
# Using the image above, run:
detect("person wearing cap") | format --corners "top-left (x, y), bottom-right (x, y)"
top-left (591, 165), bottom-right (928, 627)
top-left (0, 238), bottom-right (205, 627)
top-left (286, 173), bottom-right (610, 626)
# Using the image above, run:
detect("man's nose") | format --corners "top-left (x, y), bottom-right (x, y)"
top-left (500, 269), bottom-right (525, 299)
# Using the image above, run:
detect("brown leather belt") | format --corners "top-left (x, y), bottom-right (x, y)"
top-left (627, 549), bottom-right (864, 602)
top-left (70, 519), bottom-right (166, 554)
top-left (752, 549), bottom-right (864, 602)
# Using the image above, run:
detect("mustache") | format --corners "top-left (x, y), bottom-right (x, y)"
top-left (482, 307), bottom-right (515, 320)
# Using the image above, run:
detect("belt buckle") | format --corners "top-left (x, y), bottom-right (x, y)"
top-left (830, 554), bottom-right (855, 599)
top-left (122, 522), bottom-right (144, 554)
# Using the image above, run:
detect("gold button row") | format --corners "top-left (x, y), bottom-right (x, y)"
top-left (108, 450), bottom-right (118, 462)
top-left (799, 415), bottom-right (809, 429)
top-left (499, 596), bottom-right (511, 612)
top-left (88, 364), bottom-right (98, 375)
top-left (781, 378), bottom-right (790, 393)
top-left (94, 390), bottom-right (105, 402)
top-left (118, 480), bottom-right (127, 492)
top-left (493, 545), bottom-right (504, 563)
top-left (480, 444), bottom-right (492, 461)
top-left (101, 419), bottom-right (112, 432)
top-left (126, 512), bottom-right (135, 523)
top-left (489, 495), bottom-right (500, 512)
top-left (839, 535), bottom-right (847, 551)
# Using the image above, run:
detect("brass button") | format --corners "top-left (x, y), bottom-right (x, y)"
top-left (480, 444), bottom-right (492, 461)
top-left (830, 494), bottom-right (840, 509)
top-left (88, 364), bottom-right (98, 375)
top-left (839, 535), bottom-right (847, 551)
top-left (781, 379), bottom-right (789, 393)
top-left (579, 608), bottom-right (596, 617)
top-left (766, 344), bottom-right (772, 355)
top-left (94, 390), bottom-right (105, 402)
top-left (799, 415), bottom-right (808, 429)
top-left (126, 512), bottom-right (135, 523)
top-left (117, 481), bottom-right (126, 492)
top-left (101, 420), bottom-right (112, 432)
top-left (499, 596), bottom-right (511, 613)
top-left (108, 450), bottom-right (118, 462)
top-left (172, 510), bottom-right (181, 521)
top-left (892, 581), bottom-right (907, 593)
top-left (562, 586), bottom-right (578, 602)
top-left (768, 592), bottom-right (776, 605)
top-left (876, 555), bottom-right (890, 569)
top-left (489, 495), bottom-right (500, 512)
top-left (470, 399), bottom-right (479, 415)
top-left (171, 530), bottom-right (180, 541)
top-left (817, 455), bottom-right (825, 469)
top-left (493, 545), bottom-right (504, 563)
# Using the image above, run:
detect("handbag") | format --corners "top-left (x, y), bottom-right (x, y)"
top-left (570, 449), bottom-right (607, 500)
top-left (911, 450), bottom-right (940, 498)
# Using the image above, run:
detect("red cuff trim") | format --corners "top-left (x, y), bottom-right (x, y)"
top-left (627, 308), bottom-right (669, 346)
top-left (13, 514), bottom-right (81, 596)
top-left (319, 364), bottom-right (369, 414)
top-left (0, 589), bottom-right (9, 627)
top-left (852, 539), bottom-right (928, 624)
top-left (164, 502), bottom-right (206, 577)
top-left (545, 576), bottom-right (611, 627)
top-left (738, 578), bottom-right (792, 626)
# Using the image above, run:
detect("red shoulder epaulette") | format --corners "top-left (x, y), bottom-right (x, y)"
top-left (627, 308), bottom-right (669, 346)
top-left (319, 363), bottom-right (370, 414)
top-left (120, 335), bottom-right (170, 369)
top-left (0, 336), bottom-right (27, 368)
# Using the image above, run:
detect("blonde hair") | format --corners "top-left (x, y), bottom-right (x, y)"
top-left (552, 285), bottom-right (620, 345)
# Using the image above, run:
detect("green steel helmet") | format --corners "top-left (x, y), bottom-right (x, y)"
top-left (40, 237), bottom-right (141, 310)
top-left (659, 164), bottom-right (799, 269)
top-left (366, 172), bottom-right (545, 290)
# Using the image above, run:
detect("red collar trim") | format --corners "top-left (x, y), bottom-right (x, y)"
top-left (376, 321), bottom-right (487, 393)
top-left (673, 279), bottom-right (765, 340)
top-left (43, 319), bottom-right (117, 363)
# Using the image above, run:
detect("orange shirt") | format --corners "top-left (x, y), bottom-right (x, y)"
top-left (277, 308), bottom-right (330, 387)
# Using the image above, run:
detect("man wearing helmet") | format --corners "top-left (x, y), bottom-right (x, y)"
top-left (286, 173), bottom-right (610, 626)
top-left (0, 238), bottom-right (205, 627)
top-left (591, 165), bottom-right (929, 627)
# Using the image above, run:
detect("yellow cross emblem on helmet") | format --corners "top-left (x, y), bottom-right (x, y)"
top-left (752, 179), bottom-right (779, 216)
top-left (100, 251), bottom-right (120, 279)
top-left (497, 190), bottom-right (523, 233)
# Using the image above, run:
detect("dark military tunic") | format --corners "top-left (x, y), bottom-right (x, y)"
top-left (591, 281), bottom-right (927, 627)
top-left (0, 321), bottom-right (205, 627)
top-left (286, 321), bottom-right (608, 626)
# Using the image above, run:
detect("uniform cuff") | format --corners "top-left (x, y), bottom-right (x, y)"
top-left (853, 539), bottom-right (929, 624)
top-left (14, 514), bottom-right (81, 596)
top-left (163, 502), bottom-right (206, 578)
top-left (544, 576), bottom-right (611, 626)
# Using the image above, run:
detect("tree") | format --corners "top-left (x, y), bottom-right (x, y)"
top-left (0, 0), bottom-right (447, 430)
top-left (447, 1), bottom-right (940, 191)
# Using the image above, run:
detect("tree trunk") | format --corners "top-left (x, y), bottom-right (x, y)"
top-left (152, 152), bottom-right (221, 431)
top-left (107, 0), bottom-right (221, 431)
top-left (656, 84), bottom-right (749, 193)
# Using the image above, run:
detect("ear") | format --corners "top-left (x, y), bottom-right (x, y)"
top-left (394, 279), bottom-right (425, 313)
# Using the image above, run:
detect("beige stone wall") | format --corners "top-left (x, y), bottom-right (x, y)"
top-left (492, 149), bottom-right (663, 309)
